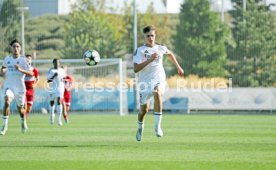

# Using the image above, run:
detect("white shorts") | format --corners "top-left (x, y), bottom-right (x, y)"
top-left (138, 81), bottom-right (166, 105)
top-left (5, 88), bottom-right (25, 107)
top-left (48, 89), bottom-right (64, 101)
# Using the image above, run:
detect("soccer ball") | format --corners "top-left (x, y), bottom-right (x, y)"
top-left (83, 50), bottom-right (101, 66)
top-left (41, 107), bottom-right (48, 115)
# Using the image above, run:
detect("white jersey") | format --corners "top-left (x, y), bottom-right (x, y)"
top-left (133, 44), bottom-right (168, 84)
top-left (2, 55), bottom-right (31, 92)
top-left (47, 67), bottom-right (65, 94)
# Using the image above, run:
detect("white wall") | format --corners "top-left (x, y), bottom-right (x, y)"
top-left (164, 88), bottom-right (276, 111)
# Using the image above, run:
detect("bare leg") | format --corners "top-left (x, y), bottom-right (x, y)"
top-left (17, 104), bottom-right (28, 133)
top-left (62, 102), bottom-right (69, 123)
top-left (138, 103), bottom-right (149, 122)
top-left (153, 92), bottom-right (162, 113)
top-left (57, 97), bottom-right (63, 126)
top-left (17, 105), bottom-right (26, 119)
top-left (3, 96), bottom-right (11, 116)
top-left (0, 96), bottom-right (12, 135)
top-left (50, 99), bottom-right (55, 124)
top-left (136, 103), bottom-right (149, 142)
top-left (153, 87), bottom-right (163, 137)
top-left (25, 104), bottom-right (32, 118)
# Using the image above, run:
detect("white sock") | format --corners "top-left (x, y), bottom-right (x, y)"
top-left (51, 105), bottom-right (55, 116)
top-left (21, 117), bottom-right (25, 123)
top-left (154, 112), bottom-right (162, 128)
top-left (2, 116), bottom-right (9, 128)
top-left (56, 104), bottom-right (63, 121)
top-left (21, 117), bottom-right (27, 127)
top-left (137, 121), bottom-right (144, 129)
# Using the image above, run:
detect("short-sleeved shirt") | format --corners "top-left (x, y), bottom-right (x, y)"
top-left (64, 75), bottom-right (73, 104)
top-left (47, 67), bottom-right (65, 93)
top-left (133, 44), bottom-right (168, 84)
top-left (2, 55), bottom-right (31, 92)
top-left (64, 75), bottom-right (73, 94)
top-left (25, 67), bottom-right (39, 90)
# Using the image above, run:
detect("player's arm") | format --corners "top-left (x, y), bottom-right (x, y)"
top-left (0, 66), bottom-right (6, 76)
top-left (1, 57), bottom-right (8, 76)
top-left (66, 77), bottom-right (74, 91)
top-left (134, 53), bottom-right (158, 73)
top-left (47, 72), bottom-right (58, 83)
top-left (33, 68), bottom-right (39, 85)
top-left (166, 50), bottom-right (184, 76)
top-left (15, 64), bottom-right (34, 76)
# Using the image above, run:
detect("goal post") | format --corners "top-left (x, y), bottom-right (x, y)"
top-left (118, 59), bottom-right (129, 116)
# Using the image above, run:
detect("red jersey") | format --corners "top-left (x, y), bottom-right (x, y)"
top-left (24, 67), bottom-right (39, 90)
top-left (64, 75), bottom-right (73, 104)
top-left (64, 75), bottom-right (73, 93)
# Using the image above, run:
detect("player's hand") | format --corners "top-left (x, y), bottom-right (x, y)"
top-left (15, 64), bottom-right (22, 71)
top-left (177, 67), bottom-right (184, 76)
top-left (150, 53), bottom-right (159, 61)
top-left (49, 72), bottom-right (58, 81)
top-left (0, 68), bottom-right (6, 77)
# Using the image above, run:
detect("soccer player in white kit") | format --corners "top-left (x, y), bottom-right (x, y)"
top-left (47, 58), bottom-right (66, 126)
top-left (0, 39), bottom-right (33, 135)
top-left (133, 25), bottom-right (184, 142)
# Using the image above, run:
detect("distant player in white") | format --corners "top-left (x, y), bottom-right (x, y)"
top-left (133, 25), bottom-right (184, 142)
top-left (47, 58), bottom-right (66, 126)
top-left (0, 39), bottom-right (33, 135)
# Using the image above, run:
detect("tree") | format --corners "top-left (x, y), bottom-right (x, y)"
top-left (24, 15), bottom-right (66, 58)
top-left (63, 0), bottom-right (125, 59)
top-left (139, 2), bottom-right (172, 48)
top-left (0, 0), bottom-right (21, 27)
top-left (120, 1), bottom-right (136, 54)
top-left (0, 0), bottom-right (22, 57)
top-left (228, 0), bottom-right (276, 86)
top-left (173, 0), bottom-right (231, 77)
top-left (121, 1), bottom-right (173, 55)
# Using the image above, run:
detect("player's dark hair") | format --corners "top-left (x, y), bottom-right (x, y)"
top-left (10, 39), bottom-right (21, 46)
top-left (26, 54), bottom-right (32, 58)
top-left (143, 25), bottom-right (156, 34)
top-left (53, 58), bottom-right (59, 64)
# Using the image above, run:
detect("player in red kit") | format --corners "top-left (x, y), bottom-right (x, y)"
top-left (63, 66), bottom-right (73, 123)
top-left (24, 54), bottom-right (39, 118)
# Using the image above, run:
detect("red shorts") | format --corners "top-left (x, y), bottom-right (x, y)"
top-left (25, 89), bottom-right (34, 106)
top-left (64, 91), bottom-right (71, 106)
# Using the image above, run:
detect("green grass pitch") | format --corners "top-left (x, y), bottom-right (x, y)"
top-left (0, 113), bottom-right (276, 170)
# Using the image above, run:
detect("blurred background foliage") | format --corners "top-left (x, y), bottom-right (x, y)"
top-left (0, 0), bottom-right (276, 87)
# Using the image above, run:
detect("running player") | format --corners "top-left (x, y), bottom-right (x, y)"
top-left (47, 58), bottom-right (66, 126)
top-left (62, 66), bottom-right (73, 123)
top-left (133, 25), bottom-right (184, 142)
top-left (24, 54), bottom-right (39, 118)
top-left (0, 39), bottom-right (33, 135)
